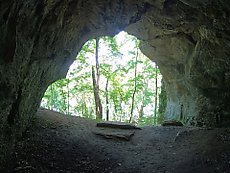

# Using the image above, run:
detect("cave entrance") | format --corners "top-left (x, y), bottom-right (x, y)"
top-left (41, 31), bottom-right (164, 126)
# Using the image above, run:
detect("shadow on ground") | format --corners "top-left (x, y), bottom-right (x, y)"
top-left (1, 108), bottom-right (230, 173)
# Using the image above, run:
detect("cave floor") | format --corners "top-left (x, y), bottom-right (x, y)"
top-left (1, 108), bottom-right (230, 173)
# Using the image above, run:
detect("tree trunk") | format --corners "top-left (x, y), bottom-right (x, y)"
top-left (129, 49), bottom-right (138, 123)
top-left (92, 66), bottom-right (103, 119)
top-left (95, 38), bottom-right (100, 86)
top-left (92, 37), bottom-right (103, 120)
top-left (67, 82), bottom-right (70, 115)
top-left (60, 83), bottom-right (66, 114)
top-left (105, 77), bottom-right (109, 121)
top-left (118, 92), bottom-right (124, 122)
top-left (113, 100), bottom-right (118, 121)
top-left (50, 84), bottom-right (54, 110)
top-left (138, 96), bottom-right (145, 119)
top-left (154, 64), bottom-right (158, 124)
top-left (81, 94), bottom-right (85, 116)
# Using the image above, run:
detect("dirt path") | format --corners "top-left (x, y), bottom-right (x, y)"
top-left (1, 108), bottom-right (230, 173)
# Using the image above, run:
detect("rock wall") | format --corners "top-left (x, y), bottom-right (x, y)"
top-left (126, 0), bottom-right (230, 127)
top-left (0, 0), bottom-right (155, 161)
top-left (0, 0), bottom-right (230, 161)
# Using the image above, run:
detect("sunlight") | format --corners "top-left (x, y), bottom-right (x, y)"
top-left (67, 31), bottom-right (143, 77)
top-left (41, 31), bottom-right (163, 126)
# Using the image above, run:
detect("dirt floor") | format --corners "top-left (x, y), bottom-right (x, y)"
top-left (1, 108), bottom-right (230, 173)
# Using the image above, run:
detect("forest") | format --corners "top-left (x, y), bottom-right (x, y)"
top-left (41, 32), bottom-right (165, 126)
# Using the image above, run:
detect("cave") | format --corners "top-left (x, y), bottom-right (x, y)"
top-left (1, 0), bottom-right (230, 168)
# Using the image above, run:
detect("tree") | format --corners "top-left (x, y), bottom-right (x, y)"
top-left (129, 49), bottom-right (138, 123)
top-left (41, 31), bottom-right (163, 125)
top-left (105, 78), bottom-right (109, 121)
top-left (154, 64), bottom-right (158, 124)
top-left (92, 37), bottom-right (103, 120)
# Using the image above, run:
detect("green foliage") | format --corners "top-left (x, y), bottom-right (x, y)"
top-left (41, 31), bottom-right (164, 125)
top-left (101, 36), bottom-right (120, 54)
top-left (138, 116), bottom-right (155, 127)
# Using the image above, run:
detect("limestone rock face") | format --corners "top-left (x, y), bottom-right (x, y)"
top-left (0, 0), bottom-right (155, 160)
top-left (128, 0), bottom-right (230, 127)
top-left (0, 0), bottom-right (230, 160)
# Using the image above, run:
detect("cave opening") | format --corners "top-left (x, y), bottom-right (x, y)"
top-left (41, 31), bottom-right (164, 126)
top-left (1, 0), bottom-right (230, 171)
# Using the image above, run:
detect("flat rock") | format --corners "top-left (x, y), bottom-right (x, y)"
top-left (96, 121), bottom-right (141, 130)
top-left (161, 120), bottom-right (183, 126)
top-left (92, 129), bottom-right (135, 141)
